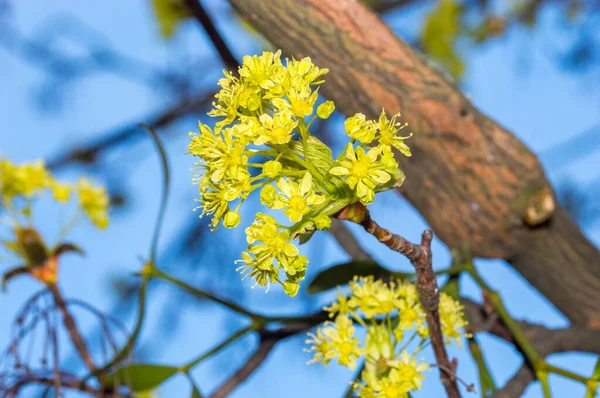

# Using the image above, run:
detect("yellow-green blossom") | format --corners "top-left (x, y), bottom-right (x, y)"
top-left (376, 110), bottom-right (412, 156)
top-left (345, 113), bottom-right (377, 143)
top-left (329, 145), bottom-right (391, 204)
top-left (317, 101), bottom-right (335, 119)
top-left (239, 50), bottom-right (283, 90)
top-left (0, 159), bottom-right (51, 199)
top-left (77, 178), bottom-right (110, 229)
top-left (262, 160), bottom-right (282, 178)
top-left (271, 173), bottom-right (325, 222)
top-left (256, 110), bottom-right (298, 145)
top-left (306, 314), bottom-right (362, 369)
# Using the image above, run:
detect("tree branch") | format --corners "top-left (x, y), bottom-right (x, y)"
top-left (225, 0), bottom-right (600, 326)
top-left (183, 0), bottom-right (238, 71)
top-left (47, 283), bottom-right (96, 372)
top-left (355, 212), bottom-right (461, 398)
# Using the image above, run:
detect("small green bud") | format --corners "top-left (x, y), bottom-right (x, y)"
top-left (263, 160), bottom-right (282, 178)
top-left (223, 211), bottom-right (241, 229)
top-left (317, 101), bottom-right (335, 119)
top-left (283, 280), bottom-right (300, 297)
top-left (313, 214), bottom-right (332, 230)
top-left (260, 184), bottom-right (277, 207)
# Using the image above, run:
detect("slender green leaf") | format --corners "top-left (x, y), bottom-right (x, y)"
top-left (105, 364), bottom-right (178, 392)
top-left (307, 260), bottom-right (392, 294)
top-left (191, 384), bottom-right (203, 398)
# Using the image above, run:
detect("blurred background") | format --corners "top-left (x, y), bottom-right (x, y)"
top-left (0, 0), bottom-right (599, 396)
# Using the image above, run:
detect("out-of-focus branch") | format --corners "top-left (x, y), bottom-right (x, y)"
top-left (47, 283), bottom-right (96, 372)
top-left (47, 93), bottom-right (214, 170)
top-left (352, 211), bottom-right (461, 397)
top-left (183, 0), bottom-right (238, 71)
top-left (491, 365), bottom-right (535, 398)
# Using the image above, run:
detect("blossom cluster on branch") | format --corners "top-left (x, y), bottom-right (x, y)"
top-left (187, 50), bottom-right (412, 296)
top-left (306, 276), bottom-right (467, 397)
top-left (0, 158), bottom-right (109, 286)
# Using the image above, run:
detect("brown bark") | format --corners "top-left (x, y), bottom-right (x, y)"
top-left (226, 0), bottom-right (600, 326)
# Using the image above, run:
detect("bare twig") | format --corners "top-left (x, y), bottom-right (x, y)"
top-left (209, 338), bottom-right (276, 398)
top-left (183, 0), bottom-right (238, 71)
top-left (47, 93), bottom-right (214, 170)
top-left (47, 283), bottom-right (96, 372)
top-left (346, 207), bottom-right (461, 398)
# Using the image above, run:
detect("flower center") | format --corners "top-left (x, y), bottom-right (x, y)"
top-left (288, 195), bottom-right (308, 213)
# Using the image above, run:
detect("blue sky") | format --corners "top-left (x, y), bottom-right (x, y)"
top-left (1, 1), bottom-right (599, 397)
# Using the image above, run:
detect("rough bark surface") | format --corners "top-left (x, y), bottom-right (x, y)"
top-left (226, 0), bottom-right (600, 325)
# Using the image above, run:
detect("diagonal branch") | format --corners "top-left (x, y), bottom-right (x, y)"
top-left (183, 0), bottom-right (238, 71)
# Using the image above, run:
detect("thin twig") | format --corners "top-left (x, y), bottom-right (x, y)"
top-left (47, 283), bottom-right (96, 372)
top-left (183, 0), bottom-right (238, 71)
top-left (354, 210), bottom-right (461, 398)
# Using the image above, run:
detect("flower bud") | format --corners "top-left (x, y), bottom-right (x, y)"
top-left (263, 160), bottom-right (282, 178)
top-left (345, 113), bottom-right (376, 143)
top-left (317, 101), bottom-right (335, 119)
top-left (314, 214), bottom-right (332, 230)
top-left (260, 184), bottom-right (277, 207)
top-left (283, 280), bottom-right (300, 297)
top-left (223, 211), bottom-right (241, 229)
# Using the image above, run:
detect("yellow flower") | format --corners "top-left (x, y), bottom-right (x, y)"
top-left (262, 160), bottom-right (282, 178)
top-left (51, 181), bottom-right (72, 203)
top-left (77, 178), bottom-right (109, 229)
top-left (345, 113), bottom-right (377, 143)
top-left (0, 159), bottom-right (51, 199)
top-left (324, 293), bottom-right (353, 317)
top-left (347, 276), bottom-right (402, 318)
top-left (272, 173), bottom-right (325, 222)
top-left (256, 110), bottom-right (298, 145)
top-left (377, 110), bottom-right (412, 157)
top-left (388, 350), bottom-right (429, 391)
top-left (439, 293), bottom-right (467, 346)
top-left (239, 50), bottom-right (283, 90)
top-left (196, 183), bottom-right (230, 231)
top-left (286, 57), bottom-right (328, 87)
top-left (236, 251), bottom-right (280, 291)
top-left (189, 123), bottom-right (250, 184)
top-left (272, 85), bottom-right (319, 118)
top-left (223, 210), bottom-right (241, 229)
top-left (329, 145), bottom-right (391, 204)
top-left (317, 101), bottom-right (335, 119)
top-left (259, 184), bottom-right (277, 207)
top-left (241, 214), bottom-right (308, 295)
top-left (306, 314), bottom-right (362, 369)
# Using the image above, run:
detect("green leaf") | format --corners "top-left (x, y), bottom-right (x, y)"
top-left (298, 229), bottom-right (316, 245)
top-left (105, 364), bottom-right (179, 392)
top-left (307, 260), bottom-right (392, 294)
top-left (191, 384), bottom-right (203, 398)
top-left (151, 0), bottom-right (191, 39)
top-left (419, 0), bottom-right (465, 78)
top-left (289, 136), bottom-right (334, 172)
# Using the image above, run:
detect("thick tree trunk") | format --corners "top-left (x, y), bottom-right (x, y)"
top-left (226, 0), bottom-right (600, 325)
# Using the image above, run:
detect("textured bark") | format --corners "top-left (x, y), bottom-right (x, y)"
top-left (226, 0), bottom-right (600, 325)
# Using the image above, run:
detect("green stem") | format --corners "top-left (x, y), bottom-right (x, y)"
top-left (181, 324), bottom-right (255, 372)
top-left (151, 268), bottom-right (261, 320)
top-left (466, 263), bottom-right (543, 367)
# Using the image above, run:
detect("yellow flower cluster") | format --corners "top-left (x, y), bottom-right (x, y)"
top-left (0, 158), bottom-right (110, 230)
top-left (330, 111), bottom-right (411, 204)
top-left (306, 276), bottom-right (467, 397)
top-left (188, 50), bottom-right (412, 296)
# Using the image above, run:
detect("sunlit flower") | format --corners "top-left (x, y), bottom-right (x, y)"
top-left (77, 178), bottom-right (109, 229)
top-left (271, 173), bottom-right (325, 222)
top-left (376, 110), bottom-right (412, 156)
top-left (329, 145), bottom-right (391, 203)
